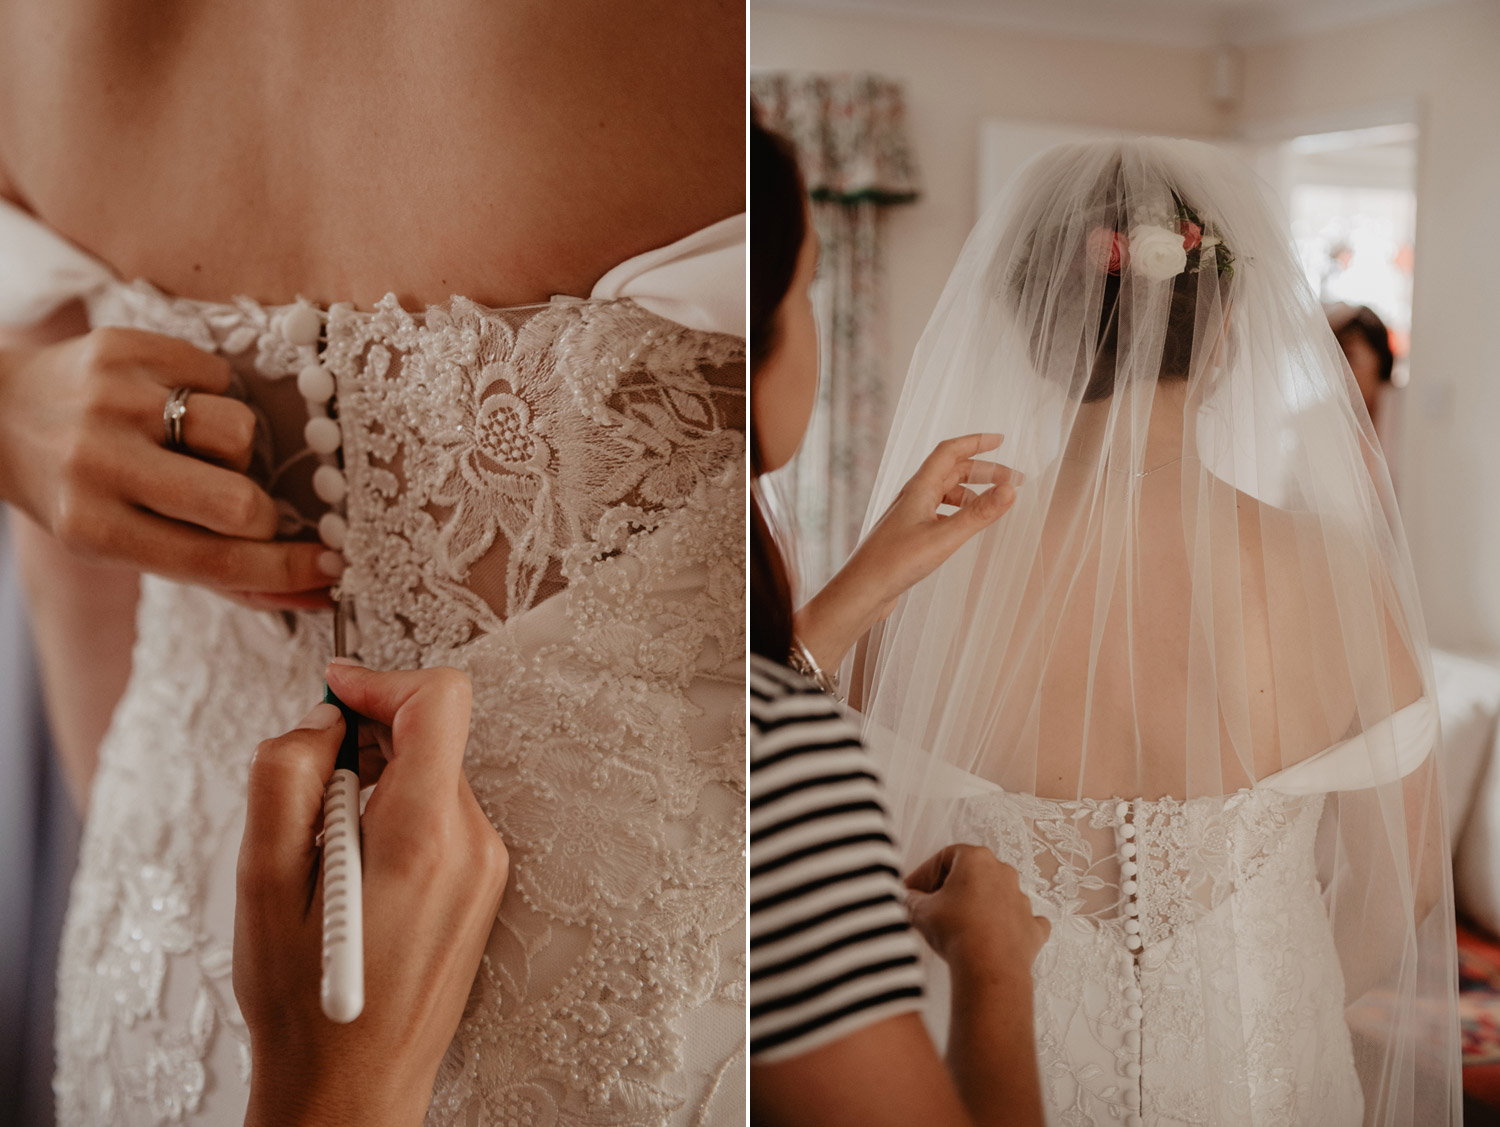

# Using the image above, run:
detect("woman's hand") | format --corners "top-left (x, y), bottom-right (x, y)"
top-left (234, 664), bottom-right (509, 1127)
top-left (904, 845), bottom-right (1050, 1125)
top-left (795, 433), bottom-right (1019, 672)
top-left (904, 844), bottom-right (1050, 975)
top-left (0, 328), bottom-right (333, 608)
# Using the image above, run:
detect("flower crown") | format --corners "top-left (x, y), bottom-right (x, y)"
top-left (1087, 200), bottom-right (1236, 283)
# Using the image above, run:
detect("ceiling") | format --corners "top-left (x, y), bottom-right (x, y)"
top-left (759, 0), bottom-right (1452, 47)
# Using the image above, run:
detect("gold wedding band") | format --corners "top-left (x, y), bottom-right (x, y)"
top-left (163, 387), bottom-right (191, 451)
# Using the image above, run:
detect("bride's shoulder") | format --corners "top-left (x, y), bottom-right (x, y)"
top-left (1233, 487), bottom-right (1422, 714)
top-left (1229, 489), bottom-right (1367, 568)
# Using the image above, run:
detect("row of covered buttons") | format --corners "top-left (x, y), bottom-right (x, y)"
top-left (281, 303), bottom-right (357, 651)
top-left (1115, 799), bottom-right (1144, 1126)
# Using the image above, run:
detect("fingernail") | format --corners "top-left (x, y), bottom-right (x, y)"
top-left (327, 656), bottom-right (363, 667)
top-left (317, 551), bottom-right (346, 578)
top-left (295, 702), bottom-right (342, 730)
top-left (1012, 469), bottom-right (1027, 485)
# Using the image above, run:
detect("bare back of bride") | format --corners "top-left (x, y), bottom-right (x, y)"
top-left (0, 3), bottom-right (746, 1124)
top-left (852, 138), bottom-right (1458, 1126)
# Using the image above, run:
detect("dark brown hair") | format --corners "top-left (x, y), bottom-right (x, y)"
top-left (750, 111), bottom-right (807, 664)
top-left (1007, 165), bottom-right (1232, 403)
top-left (1081, 267), bottom-right (1208, 402)
top-left (1334, 305), bottom-right (1395, 384)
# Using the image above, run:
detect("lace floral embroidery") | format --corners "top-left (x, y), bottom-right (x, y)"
top-left (324, 296), bottom-right (743, 657)
top-left (955, 788), bottom-right (1361, 1126)
top-left (54, 284), bottom-right (746, 1127)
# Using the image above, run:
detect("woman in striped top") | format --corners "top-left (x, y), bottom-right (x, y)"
top-left (749, 115), bottom-right (1050, 1127)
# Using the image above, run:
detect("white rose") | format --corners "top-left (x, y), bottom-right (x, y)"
top-left (1128, 224), bottom-right (1188, 281)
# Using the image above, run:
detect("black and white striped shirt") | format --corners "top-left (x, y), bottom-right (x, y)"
top-left (749, 654), bottom-right (925, 1061)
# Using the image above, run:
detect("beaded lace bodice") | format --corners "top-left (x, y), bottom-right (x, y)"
top-left (953, 787), bottom-right (1362, 1127)
top-left (53, 280), bottom-right (747, 1126)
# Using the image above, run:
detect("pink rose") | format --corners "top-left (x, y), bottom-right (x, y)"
top-left (1180, 220), bottom-right (1203, 252)
top-left (1087, 228), bottom-right (1129, 275)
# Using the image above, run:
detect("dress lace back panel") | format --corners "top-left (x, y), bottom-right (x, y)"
top-left (953, 789), bottom-right (1358, 1125)
top-left (53, 278), bottom-right (747, 1126)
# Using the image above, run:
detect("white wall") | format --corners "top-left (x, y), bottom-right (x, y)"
top-left (754, 0), bottom-right (1500, 653)
top-left (1237, 0), bottom-right (1500, 654)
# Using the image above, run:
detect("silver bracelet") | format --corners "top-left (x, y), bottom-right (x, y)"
top-left (788, 636), bottom-right (840, 697)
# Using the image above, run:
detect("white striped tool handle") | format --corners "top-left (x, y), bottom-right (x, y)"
top-left (320, 767), bottom-right (365, 1023)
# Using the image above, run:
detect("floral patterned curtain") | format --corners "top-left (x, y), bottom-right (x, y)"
top-left (752, 72), bottom-right (920, 590)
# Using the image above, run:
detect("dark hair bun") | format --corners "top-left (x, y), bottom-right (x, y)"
top-left (1004, 162), bottom-right (1232, 402)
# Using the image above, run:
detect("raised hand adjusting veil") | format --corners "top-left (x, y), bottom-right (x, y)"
top-left (851, 138), bottom-right (1458, 1125)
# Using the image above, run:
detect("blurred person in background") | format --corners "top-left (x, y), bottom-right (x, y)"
top-left (1329, 302), bottom-right (1397, 428)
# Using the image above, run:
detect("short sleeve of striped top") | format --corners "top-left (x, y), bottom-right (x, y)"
top-left (749, 654), bottom-right (925, 1062)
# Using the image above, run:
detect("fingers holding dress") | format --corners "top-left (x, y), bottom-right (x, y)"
top-left (904, 844), bottom-right (1051, 969)
top-left (120, 445), bottom-right (280, 539)
top-left (0, 327), bottom-right (334, 599)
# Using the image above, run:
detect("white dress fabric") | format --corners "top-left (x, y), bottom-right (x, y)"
top-left (0, 200), bottom-right (747, 1126)
top-left (935, 698), bottom-right (1435, 1126)
top-left (958, 789), bottom-right (1355, 1126)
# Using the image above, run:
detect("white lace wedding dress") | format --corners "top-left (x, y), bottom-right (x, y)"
top-left (0, 201), bottom-right (747, 1126)
top-left (937, 699), bottom-right (1438, 1127)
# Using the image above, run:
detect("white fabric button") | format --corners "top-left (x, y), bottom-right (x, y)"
top-left (305, 417), bottom-right (342, 455)
top-left (1127, 1003), bottom-right (1143, 1021)
top-left (1121, 823), bottom-right (1136, 839)
top-left (318, 512), bottom-right (348, 551)
top-left (1126, 934), bottom-right (1142, 951)
top-left (313, 465), bottom-right (348, 504)
top-left (1123, 1029), bottom-right (1140, 1051)
top-left (1126, 1115), bottom-right (1142, 1127)
top-left (298, 362), bottom-right (335, 403)
top-left (1125, 899), bottom-right (1139, 917)
top-left (1125, 1061), bottom-right (1142, 1079)
top-left (281, 305), bottom-right (322, 346)
top-left (1115, 801), bottom-right (1129, 820)
top-left (1121, 842), bottom-right (1137, 860)
top-left (1125, 918), bottom-right (1141, 934)
top-left (1122, 879), bottom-right (1138, 896)
top-left (1121, 861), bottom-right (1138, 878)
top-left (1124, 1088), bottom-right (1141, 1109)
top-left (1125, 986), bottom-right (1143, 1003)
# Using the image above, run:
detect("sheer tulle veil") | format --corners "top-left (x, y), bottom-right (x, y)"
top-left (849, 137), bottom-right (1459, 1123)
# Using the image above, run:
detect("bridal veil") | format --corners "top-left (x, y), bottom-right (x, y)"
top-left (850, 138), bottom-right (1459, 1124)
